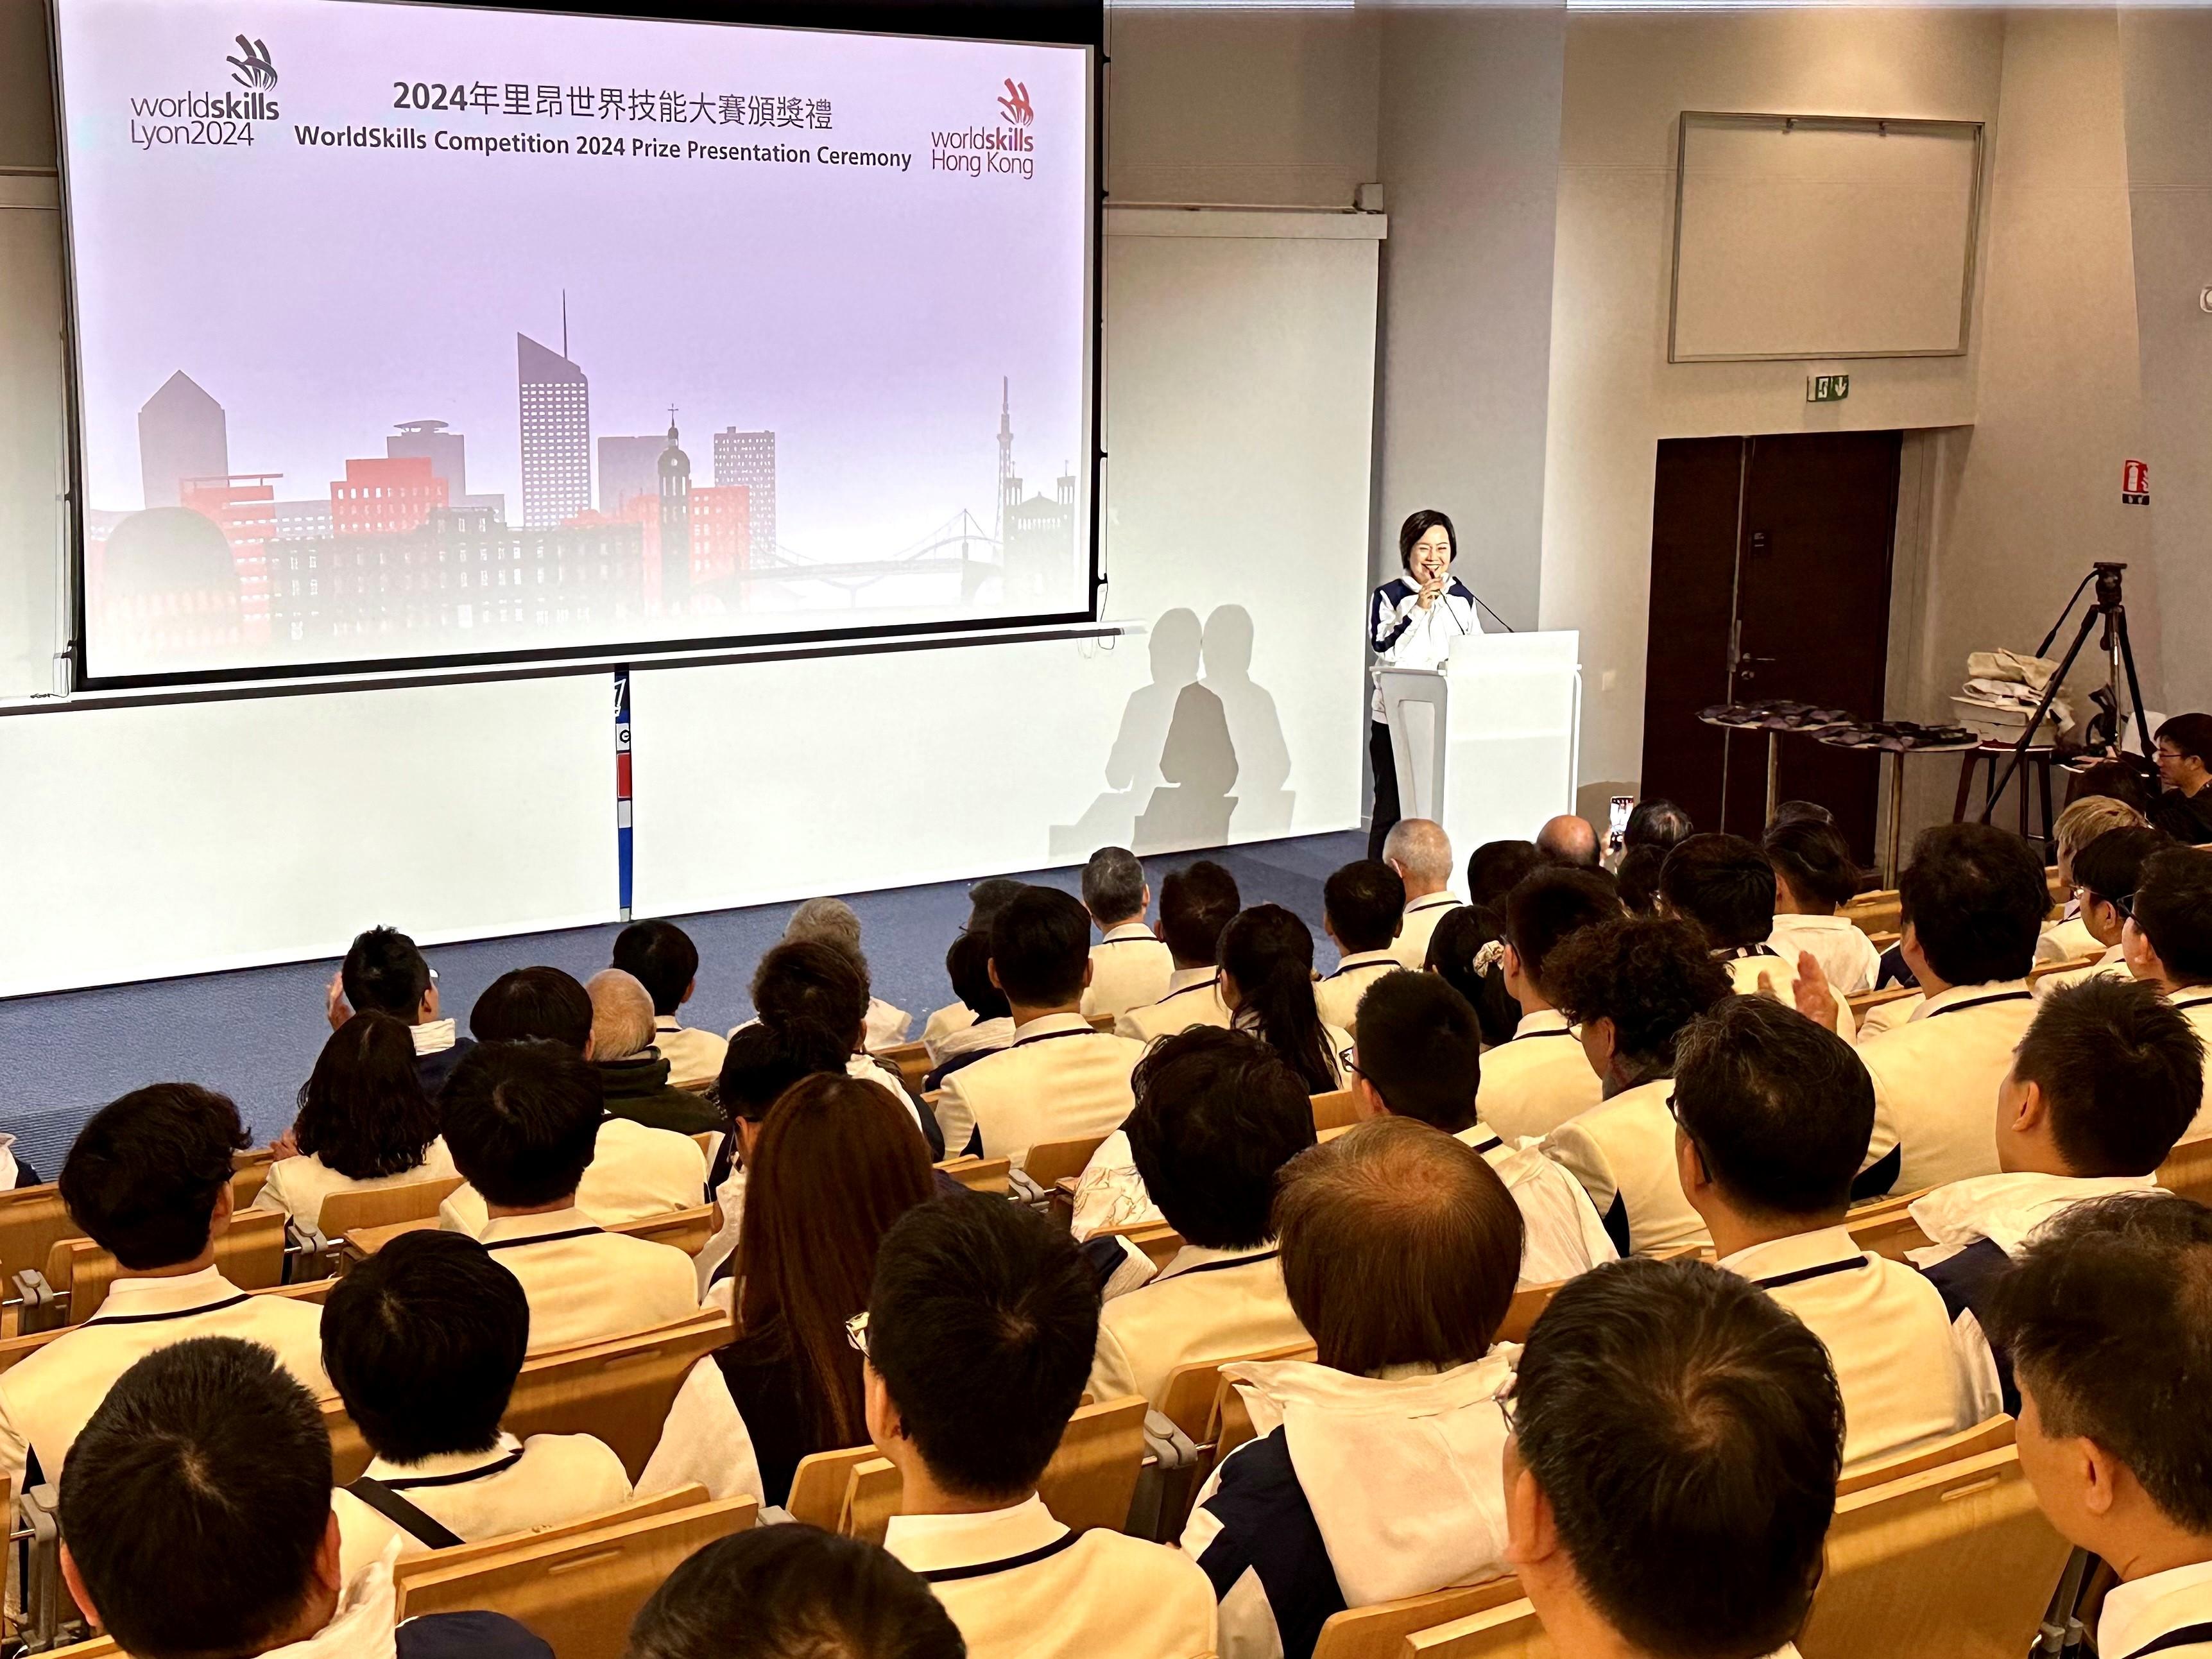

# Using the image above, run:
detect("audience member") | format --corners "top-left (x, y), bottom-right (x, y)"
top-left (1118, 859), bottom-right (1240, 1045)
top-left (2151, 712), bottom-right (2212, 845)
top-left (868, 1194), bottom-right (1216, 1659)
top-left (2039, 824), bottom-right (2171, 995)
top-left (2065, 757), bottom-right (2159, 816)
top-left (2041, 794), bottom-right (2148, 963)
top-left (1423, 902), bottom-right (1523, 1048)
top-left (1910, 979), bottom-right (2202, 1408)
top-left (1505, 1259), bottom-right (1842, 1659)
top-left (785, 897), bottom-right (913, 1049)
top-left (59, 1338), bottom-right (549, 1659)
top-left (936, 886), bottom-right (1147, 1164)
top-left (694, 1019), bottom-right (853, 1289)
top-left (588, 969), bottom-right (722, 1135)
top-left (1768, 799), bottom-right (1831, 827)
top-left (324, 1230), bottom-right (631, 1580)
top-left (1763, 817), bottom-right (1882, 993)
top-left (1087, 1029), bottom-right (1314, 1406)
top-left (920, 928), bottom-right (1015, 1090)
top-left (918, 877), bottom-right (1027, 1063)
top-left (1803, 824), bottom-right (2051, 1194)
top-left (1221, 904), bottom-right (1353, 1092)
top-left (0, 1083), bottom-right (330, 1495)
top-left (748, 940), bottom-right (938, 1156)
top-left (1539, 917), bottom-right (1733, 1255)
top-left (1381, 818), bottom-right (1462, 970)
top-left (1183, 1121), bottom-right (1521, 1659)
top-left (254, 1013), bottom-right (454, 1235)
top-left (1986, 1194), bottom-right (2212, 1659)
top-left (1314, 860), bottom-right (1405, 1032)
top-left (445, 967), bottom-right (708, 1230)
top-left (1656, 833), bottom-right (1824, 1010)
top-left (334, 925), bottom-right (473, 1096)
top-left (1482, 869), bottom-right (1622, 1140)
top-left (1080, 846), bottom-right (1175, 1019)
top-left (1348, 971), bottom-right (1613, 1285)
top-left (1622, 797), bottom-right (1695, 857)
top-left (1536, 814), bottom-right (1600, 869)
top-left (1673, 995), bottom-right (1994, 1468)
top-left (2125, 847), bottom-right (2212, 1133)
top-left (612, 918), bottom-right (726, 1088)
top-left (1613, 843), bottom-right (1667, 916)
top-left (716, 1074), bottom-right (934, 1506)
top-left (438, 1041), bottom-right (701, 1352)
top-left (1465, 839), bottom-right (1543, 910)
top-left (626, 1527), bottom-right (965, 1659)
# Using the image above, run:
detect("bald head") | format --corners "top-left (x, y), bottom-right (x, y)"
top-left (1381, 818), bottom-right (1455, 898)
top-left (585, 968), bottom-right (658, 1062)
top-left (1275, 1119), bottom-right (1524, 1374)
top-left (1538, 814), bottom-right (1600, 869)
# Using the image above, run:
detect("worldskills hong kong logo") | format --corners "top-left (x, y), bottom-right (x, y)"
top-left (929, 75), bottom-right (1037, 179)
top-left (997, 78), bottom-right (1033, 126)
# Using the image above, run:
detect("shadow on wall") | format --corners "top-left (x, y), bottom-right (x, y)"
top-left (1050, 605), bottom-right (1294, 859)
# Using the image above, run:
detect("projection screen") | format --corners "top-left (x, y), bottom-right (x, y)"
top-left (51, 0), bottom-right (1098, 685)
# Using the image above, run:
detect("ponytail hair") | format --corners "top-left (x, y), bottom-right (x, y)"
top-left (1218, 905), bottom-right (1337, 1094)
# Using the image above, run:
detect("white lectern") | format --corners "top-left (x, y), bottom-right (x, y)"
top-left (1377, 631), bottom-right (1582, 856)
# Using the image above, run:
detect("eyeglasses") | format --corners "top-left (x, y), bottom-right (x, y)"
top-left (845, 1312), bottom-right (870, 1358)
top-left (2076, 886), bottom-right (2138, 921)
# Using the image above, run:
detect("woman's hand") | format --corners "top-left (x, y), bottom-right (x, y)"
top-left (1415, 574), bottom-right (1446, 610)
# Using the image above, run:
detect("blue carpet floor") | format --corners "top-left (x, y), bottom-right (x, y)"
top-left (0, 830), bottom-right (1367, 1177)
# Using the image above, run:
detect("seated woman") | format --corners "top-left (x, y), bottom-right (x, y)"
top-left (255, 1011), bottom-right (454, 1235)
top-left (1763, 816), bottom-right (1882, 995)
top-left (694, 1017), bottom-right (852, 1297)
top-left (1181, 1119), bottom-right (1524, 1659)
top-left (1219, 904), bottom-right (1353, 1092)
top-left (1423, 903), bottom-right (1523, 1049)
top-left (712, 1073), bottom-right (934, 1507)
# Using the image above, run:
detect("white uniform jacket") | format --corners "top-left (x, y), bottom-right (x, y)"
top-left (1854, 981), bottom-right (2039, 1194)
top-left (1089, 1242), bottom-right (1309, 1409)
top-left (2174, 989), bottom-right (2212, 1140)
top-left (885, 1493), bottom-right (1216, 1659)
top-left (252, 1140), bottom-right (459, 1235)
top-left (1391, 893), bottom-right (1464, 972)
top-left (651, 1017), bottom-right (727, 1089)
top-left (1541, 1078), bottom-right (1711, 1258)
top-left (1768, 913), bottom-right (1885, 997)
top-left (1083, 922), bottom-right (1177, 1020)
top-left (1314, 950), bottom-right (1401, 1035)
top-left (454, 1207), bottom-right (702, 1354)
top-left (2033, 941), bottom-right (2129, 998)
top-left (441, 1115), bottom-right (707, 1234)
top-left (1369, 578), bottom-right (1481, 721)
top-left (1453, 1124), bottom-right (1618, 1287)
top-left (1475, 1011), bottom-right (1602, 1144)
top-left (1117, 968), bottom-right (1235, 1046)
top-left (936, 1011), bottom-right (1148, 1167)
top-left (2100, 1560), bottom-right (2212, 1659)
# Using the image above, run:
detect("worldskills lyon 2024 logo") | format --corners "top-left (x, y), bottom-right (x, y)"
top-left (126, 33), bottom-right (279, 150)
top-left (929, 77), bottom-right (1036, 179)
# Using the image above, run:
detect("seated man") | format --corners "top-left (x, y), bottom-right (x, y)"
top-left (2125, 847), bottom-right (2212, 1133)
top-left (1803, 824), bottom-right (2052, 1194)
top-left (1080, 846), bottom-right (1176, 1019)
top-left (920, 877), bottom-right (1026, 1063)
top-left (1086, 1028), bottom-right (1314, 1406)
top-left (1674, 995), bottom-right (1997, 1468)
top-left (1505, 1258), bottom-right (1842, 1659)
top-left (1536, 814), bottom-right (1600, 869)
top-left (936, 886), bottom-right (1147, 1165)
top-left (2039, 824), bottom-right (2171, 994)
top-left (443, 967), bottom-right (707, 1230)
top-left (325, 1230), bottom-right (632, 1580)
top-left (334, 925), bottom-right (472, 1096)
top-left (920, 929), bottom-right (1015, 1091)
top-left (1381, 818), bottom-right (1462, 970)
top-left (1660, 833), bottom-right (1851, 1037)
top-left (0, 1083), bottom-right (329, 1494)
top-left (628, 1527), bottom-right (963, 1659)
top-left (1539, 917), bottom-right (1734, 1255)
top-left (59, 1338), bottom-right (548, 1659)
top-left (693, 1019), bottom-right (854, 1291)
top-left (438, 1040), bottom-right (702, 1352)
top-left (1987, 1193), bottom-right (2212, 1659)
top-left (748, 939), bottom-right (937, 1155)
top-left (2151, 712), bottom-right (2212, 845)
top-left (1481, 868), bottom-right (1623, 1141)
top-left (587, 969), bottom-right (722, 1135)
top-left (868, 1194), bottom-right (1216, 1659)
top-left (1762, 816), bottom-right (1882, 995)
top-left (1466, 839), bottom-right (1543, 909)
top-left (1119, 860), bottom-right (1241, 1045)
top-left (1909, 977), bottom-right (2202, 1408)
top-left (784, 897), bottom-right (913, 1049)
top-left (1183, 1121), bottom-right (1521, 1659)
top-left (612, 918), bottom-right (725, 1088)
top-left (1314, 860), bottom-right (1406, 1033)
top-left (2041, 796), bottom-right (2148, 964)
top-left (1348, 970), bottom-right (1614, 1286)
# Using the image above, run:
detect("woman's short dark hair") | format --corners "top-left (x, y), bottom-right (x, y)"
top-left (752, 940), bottom-right (870, 1050)
top-left (627, 1527), bottom-right (963, 1659)
top-left (1762, 817), bottom-right (1864, 911)
top-left (1127, 1027), bottom-right (1316, 1249)
top-left (294, 1012), bottom-right (441, 1181)
top-left (1396, 508), bottom-right (1457, 572)
top-left (1276, 1121), bottom-right (1521, 1374)
top-left (1546, 916), bottom-right (1734, 1081)
top-left (60, 1083), bottom-right (248, 1271)
top-left (612, 920), bottom-right (701, 1019)
top-left (470, 966), bottom-right (594, 1051)
top-left (1659, 834), bottom-right (1778, 951)
top-left (1466, 840), bottom-right (1543, 909)
top-left (1615, 843), bottom-right (1667, 916)
top-left (945, 927), bottom-right (1010, 1022)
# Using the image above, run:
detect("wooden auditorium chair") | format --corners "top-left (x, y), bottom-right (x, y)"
top-left (934, 1155), bottom-right (1013, 1196)
top-left (2160, 1133), bottom-right (2212, 1201)
top-left (1311, 1088), bottom-right (1360, 1133)
top-left (340, 1202), bottom-right (717, 1267)
top-left (1311, 1578), bottom-right (1529, 1659)
top-left (37, 1207), bottom-right (286, 1327)
top-left (288, 1175), bottom-right (467, 1280)
top-left (1401, 1598), bottom-right (1550, 1657)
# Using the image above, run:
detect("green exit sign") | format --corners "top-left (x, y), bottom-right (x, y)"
top-left (1808, 373), bottom-right (1851, 403)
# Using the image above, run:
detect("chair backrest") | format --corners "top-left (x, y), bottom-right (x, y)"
top-left (1312, 1088), bottom-right (1360, 1133)
top-left (392, 1495), bottom-right (755, 1659)
top-left (1837, 1415), bottom-right (2016, 1498)
top-left (0, 1185), bottom-right (81, 1291)
top-left (1496, 1277), bottom-right (1565, 1345)
top-left (1024, 1133), bottom-right (1110, 1189)
top-left (1159, 1341), bottom-right (1317, 1443)
top-left (502, 1309), bottom-right (736, 1480)
top-left (1847, 1204), bottom-right (1936, 1263)
top-left (1094, 1218), bottom-right (1185, 1271)
top-left (1034, 1393), bottom-right (1149, 1534)
top-left (317, 1175), bottom-right (465, 1239)
top-left (841, 1457), bottom-right (903, 1547)
top-left (1402, 1598), bottom-right (1550, 1657)
top-left (1310, 1578), bottom-right (1527, 1659)
top-left (2161, 1135), bottom-right (2212, 1204)
top-left (1842, 890), bottom-right (1901, 938)
top-left (621, 1204), bottom-right (716, 1257)
top-left (937, 1156), bottom-right (1013, 1196)
top-left (51, 1207), bottom-right (288, 1324)
top-left (787, 1444), bottom-right (882, 1532)
top-left (403, 1485), bottom-right (714, 1572)
top-left (232, 1149), bottom-right (277, 1208)
top-left (870, 1040), bottom-right (934, 1094)
top-left (1847, 983), bottom-right (1921, 1021)
top-left (41, 1638), bottom-right (119, 1659)
top-left (1794, 1446), bottom-right (2072, 1659)
top-left (2028, 951), bottom-right (2108, 984)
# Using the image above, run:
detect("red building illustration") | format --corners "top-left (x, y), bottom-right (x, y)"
top-left (330, 455), bottom-right (449, 538)
top-left (180, 472), bottom-right (280, 642)
top-left (687, 484), bottom-right (751, 584)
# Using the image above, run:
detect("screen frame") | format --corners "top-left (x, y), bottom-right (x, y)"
top-left (49, 0), bottom-right (1106, 691)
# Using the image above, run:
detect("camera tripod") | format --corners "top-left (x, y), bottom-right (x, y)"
top-left (1980, 562), bottom-right (2150, 821)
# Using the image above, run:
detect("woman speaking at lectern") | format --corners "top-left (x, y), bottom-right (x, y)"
top-left (1367, 509), bottom-right (1482, 857)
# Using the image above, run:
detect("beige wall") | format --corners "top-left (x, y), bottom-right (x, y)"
top-left (0, 0), bottom-right (56, 171)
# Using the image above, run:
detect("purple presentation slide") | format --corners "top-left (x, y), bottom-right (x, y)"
top-left (54, 0), bottom-right (1093, 679)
